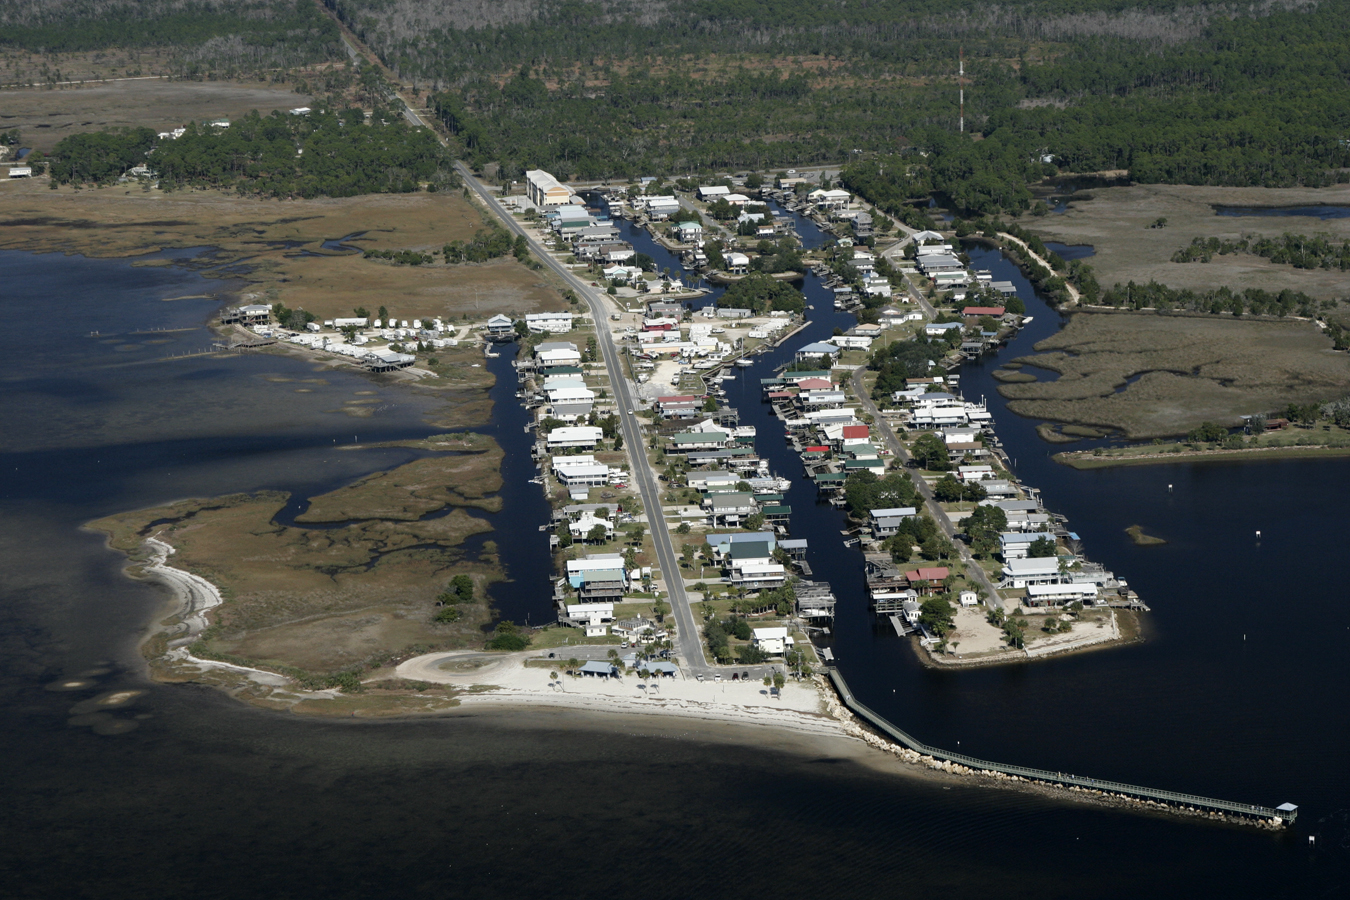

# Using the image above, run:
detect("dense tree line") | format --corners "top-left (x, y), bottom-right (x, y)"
top-left (869, 336), bottom-right (947, 397)
top-left (48, 107), bottom-right (456, 197)
top-left (0, 0), bottom-right (342, 75)
top-left (1173, 233), bottom-right (1350, 271)
top-left (1097, 281), bottom-right (1322, 318)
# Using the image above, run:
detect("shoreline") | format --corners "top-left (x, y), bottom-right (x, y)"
top-left (1056, 442), bottom-right (1350, 469)
top-left (914, 609), bottom-right (1139, 668)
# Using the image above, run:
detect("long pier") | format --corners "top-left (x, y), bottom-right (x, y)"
top-left (827, 668), bottom-right (1297, 826)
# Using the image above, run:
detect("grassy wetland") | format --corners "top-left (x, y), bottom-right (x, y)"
top-left (89, 438), bottom-right (506, 680)
top-left (999, 312), bottom-right (1350, 439)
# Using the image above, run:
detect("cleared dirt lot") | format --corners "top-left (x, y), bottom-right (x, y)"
top-left (1002, 311), bottom-right (1350, 437)
top-left (0, 78), bottom-right (313, 153)
top-left (1021, 183), bottom-right (1350, 302)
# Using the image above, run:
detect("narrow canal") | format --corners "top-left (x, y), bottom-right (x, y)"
top-left (592, 197), bottom-right (1348, 815)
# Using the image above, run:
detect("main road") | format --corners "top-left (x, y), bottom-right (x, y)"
top-left (454, 164), bottom-right (713, 675)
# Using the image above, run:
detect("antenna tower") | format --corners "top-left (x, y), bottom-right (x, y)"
top-left (959, 48), bottom-right (965, 134)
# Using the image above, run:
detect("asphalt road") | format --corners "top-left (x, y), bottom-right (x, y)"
top-left (454, 166), bottom-right (713, 674)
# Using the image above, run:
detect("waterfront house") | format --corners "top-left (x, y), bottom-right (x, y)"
top-left (795, 342), bottom-right (841, 363)
top-left (668, 430), bottom-right (730, 452)
top-left (1001, 557), bottom-right (1063, 588)
top-left (547, 426), bottom-right (603, 451)
top-left (726, 253), bottom-right (750, 274)
top-left (962, 306), bottom-right (1006, 318)
top-left (730, 562), bottom-right (787, 589)
top-left (752, 627), bottom-right (794, 655)
top-left (486, 314), bottom-right (516, 341)
top-left (675, 221), bottom-right (704, 243)
top-left (1024, 583), bottom-right (1099, 606)
top-left (869, 507), bottom-right (917, 536)
top-left (957, 464), bottom-right (996, 482)
top-left (578, 660), bottom-right (618, 678)
top-left (697, 185), bottom-right (730, 201)
top-left (524, 312), bottom-right (574, 334)
top-left (998, 532), bottom-right (1046, 560)
top-left (704, 493), bottom-right (758, 526)
top-left (924, 322), bottom-right (964, 338)
top-left (904, 566), bottom-right (950, 594)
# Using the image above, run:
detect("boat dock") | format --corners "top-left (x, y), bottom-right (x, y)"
top-left (827, 667), bottom-right (1297, 826)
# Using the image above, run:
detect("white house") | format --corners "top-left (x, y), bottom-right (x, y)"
top-left (7, 166), bottom-right (33, 178)
top-left (697, 185), bottom-right (730, 201)
top-left (795, 341), bottom-right (841, 362)
top-left (547, 426), bottom-right (603, 450)
top-left (537, 347), bottom-right (582, 367)
top-left (525, 312), bottom-right (574, 334)
top-left (1002, 557), bottom-right (1064, 588)
top-left (730, 562), bottom-right (787, 589)
top-left (808, 189), bottom-right (851, 209)
top-left (752, 626), bottom-right (794, 656)
top-left (569, 512), bottom-right (614, 539)
top-left (725, 252), bottom-right (750, 274)
top-left (675, 221), bottom-right (704, 243)
top-left (1025, 583), bottom-right (1098, 606)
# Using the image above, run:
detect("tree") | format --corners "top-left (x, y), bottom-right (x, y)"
top-left (681, 543), bottom-right (697, 568)
top-left (1028, 536), bottom-right (1056, 558)
top-left (919, 597), bottom-right (955, 636)
top-left (910, 433), bottom-right (950, 471)
top-left (772, 672), bottom-right (786, 690)
top-left (587, 524), bottom-right (609, 544)
top-left (486, 621), bottom-right (530, 651)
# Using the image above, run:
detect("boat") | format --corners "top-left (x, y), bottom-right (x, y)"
top-left (736, 358), bottom-right (754, 368)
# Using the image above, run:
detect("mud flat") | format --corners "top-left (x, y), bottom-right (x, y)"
top-left (1000, 311), bottom-right (1350, 438)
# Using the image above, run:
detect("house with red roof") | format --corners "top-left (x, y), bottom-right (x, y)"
top-left (904, 566), bottom-right (950, 594)
top-left (962, 306), bottom-right (1006, 318)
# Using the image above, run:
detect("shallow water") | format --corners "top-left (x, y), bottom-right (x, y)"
top-left (1213, 205), bottom-right (1350, 219)
top-left (1, 237), bottom-right (1347, 897)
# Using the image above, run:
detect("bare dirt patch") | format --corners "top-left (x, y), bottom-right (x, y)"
top-left (1002, 311), bottom-right (1350, 438)
top-left (1020, 183), bottom-right (1350, 302)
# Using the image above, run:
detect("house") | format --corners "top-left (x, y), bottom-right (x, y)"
top-left (578, 660), bottom-right (617, 677)
top-left (924, 322), bottom-right (964, 338)
top-left (656, 395), bottom-right (704, 417)
top-left (726, 252), bottom-right (750, 274)
top-left (675, 221), bottom-right (704, 243)
top-left (526, 169), bottom-right (574, 207)
top-left (795, 342), bottom-right (841, 362)
top-left (1024, 583), bottom-right (1099, 606)
top-left (808, 188), bottom-right (851, 209)
top-left (1001, 557), bottom-right (1063, 588)
top-left (697, 185), bottom-right (730, 201)
top-left (545, 385), bottom-right (595, 405)
top-left (7, 166), bottom-right (33, 178)
top-left (999, 532), bottom-right (1049, 560)
top-left (668, 430), bottom-right (730, 452)
top-left (957, 464), bottom-right (996, 482)
top-left (731, 562), bottom-right (787, 589)
top-left (486, 314), bottom-right (516, 340)
top-left (880, 307), bottom-right (924, 328)
top-left (555, 463), bottom-right (611, 486)
top-left (563, 602), bottom-right (615, 636)
top-left (725, 540), bottom-right (776, 568)
top-left (537, 347), bottom-right (582, 367)
top-left (547, 426), bottom-right (603, 450)
top-left (839, 424), bottom-right (871, 447)
top-left (569, 512), bottom-right (613, 540)
top-left (706, 532), bottom-right (777, 555)
top-left (524, 312), bottom-right (574, 334)
top-left (752, 627), bottom-right (794, 655)
top-left (870, 507), bottom-right (917, 536)
top-left (612, 616), bottom-right (661, 643)
top-left (704, 492), bottom-right (758, 526)
top-left (904, 566), bottom-right (950, 594)
top-left (962, 306), bottom-right (1006, 318)
top-left (830, 335), bottom-right (873, 351)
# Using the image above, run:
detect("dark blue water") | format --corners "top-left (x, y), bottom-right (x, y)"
top-left (2, 235), bottom-right (1347, 897)
top-left (1046, 241), bottom-right (1096, 261)
top-left (1215, 206), bottom-right (1350, 220)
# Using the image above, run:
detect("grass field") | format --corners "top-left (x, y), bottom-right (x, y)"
top-left (1020, 182), bottom-right (1350, 303)
top-left (0, 78), bottom-right (315, 153)
top-left (0, 177), bottom-right (568, 321)
top-left (89, 448), bottom-right (509, 674)
top-left (1001, 311), bottom-right (1350, 438)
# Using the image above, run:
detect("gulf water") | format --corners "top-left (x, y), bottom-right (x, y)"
top-left (0, 231), bottom-right (1346, 897)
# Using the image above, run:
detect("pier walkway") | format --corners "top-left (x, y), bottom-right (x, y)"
top-left (828, 667), bottom-right (1297, 826)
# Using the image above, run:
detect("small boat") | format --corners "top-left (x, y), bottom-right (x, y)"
top-left (736, 358), bottom-right (754, 368)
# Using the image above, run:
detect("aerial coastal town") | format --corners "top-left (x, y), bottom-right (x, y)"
top-left (216, 164), bottom-right (1144, 683)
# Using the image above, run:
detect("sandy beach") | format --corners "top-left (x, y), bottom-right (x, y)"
top-left (394, 650), bottom-right (848, 739)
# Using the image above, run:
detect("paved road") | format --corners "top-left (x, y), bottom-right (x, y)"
top-left (848, 367), bottom-right (1005, 609)
top-left (324, 12), bottom-right (720, 674)
top-left (455, 166), bottom-right (713, 674)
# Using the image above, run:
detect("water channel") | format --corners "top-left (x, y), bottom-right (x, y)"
top-left (1, 223), bottom-right (1346, 894)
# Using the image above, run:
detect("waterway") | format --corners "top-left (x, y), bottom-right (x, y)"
top-left (1214, 205), bottom-right (1350, 220)
top-left (1, 237), bottom-right (1347, 896)
top-left (606, 198), bottom-right (1350, 839)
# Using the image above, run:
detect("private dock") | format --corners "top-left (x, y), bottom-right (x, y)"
top-left (827, 667), bottom-right (1297, 826)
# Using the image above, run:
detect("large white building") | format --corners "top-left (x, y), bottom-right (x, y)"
top-left (526, 169), bottom-right (574, 207)
top-left (524, 312), bottom-right (574, 334)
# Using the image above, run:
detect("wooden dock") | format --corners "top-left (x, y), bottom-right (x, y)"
top-left (827, 667), bottom-right (1297, 826)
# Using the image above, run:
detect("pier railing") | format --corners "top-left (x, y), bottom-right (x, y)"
top-left (827, 668), bottom-right (1296, 824)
